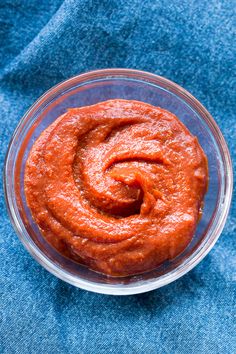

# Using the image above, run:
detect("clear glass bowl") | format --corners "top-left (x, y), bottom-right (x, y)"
top-left (4, 69), bottom-right (233, 295)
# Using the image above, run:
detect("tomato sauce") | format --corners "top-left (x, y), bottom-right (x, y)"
top-left (25, 100), bottom-right (208, 276)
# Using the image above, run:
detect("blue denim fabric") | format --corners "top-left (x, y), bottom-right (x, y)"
top-left (0, 1), bottom-right (235, 353)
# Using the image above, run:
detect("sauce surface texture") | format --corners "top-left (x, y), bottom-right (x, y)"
top-left (25, 99), bottom-right (208, 276)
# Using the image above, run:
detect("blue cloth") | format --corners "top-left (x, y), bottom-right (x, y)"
top-left (0, 1), bottom-right (235, 353)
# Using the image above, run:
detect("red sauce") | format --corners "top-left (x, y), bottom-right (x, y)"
top-left (24, 100), bottom-right (208, 276)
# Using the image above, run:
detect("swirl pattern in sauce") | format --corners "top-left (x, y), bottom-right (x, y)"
top-left (25, 100), bottom-right (208, 276)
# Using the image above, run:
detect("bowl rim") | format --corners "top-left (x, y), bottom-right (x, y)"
top-left (4, 68), bottom-right (233, 295)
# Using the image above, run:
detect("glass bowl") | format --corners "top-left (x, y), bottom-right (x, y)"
top-left (4, 69), bottom-right (233, 295)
